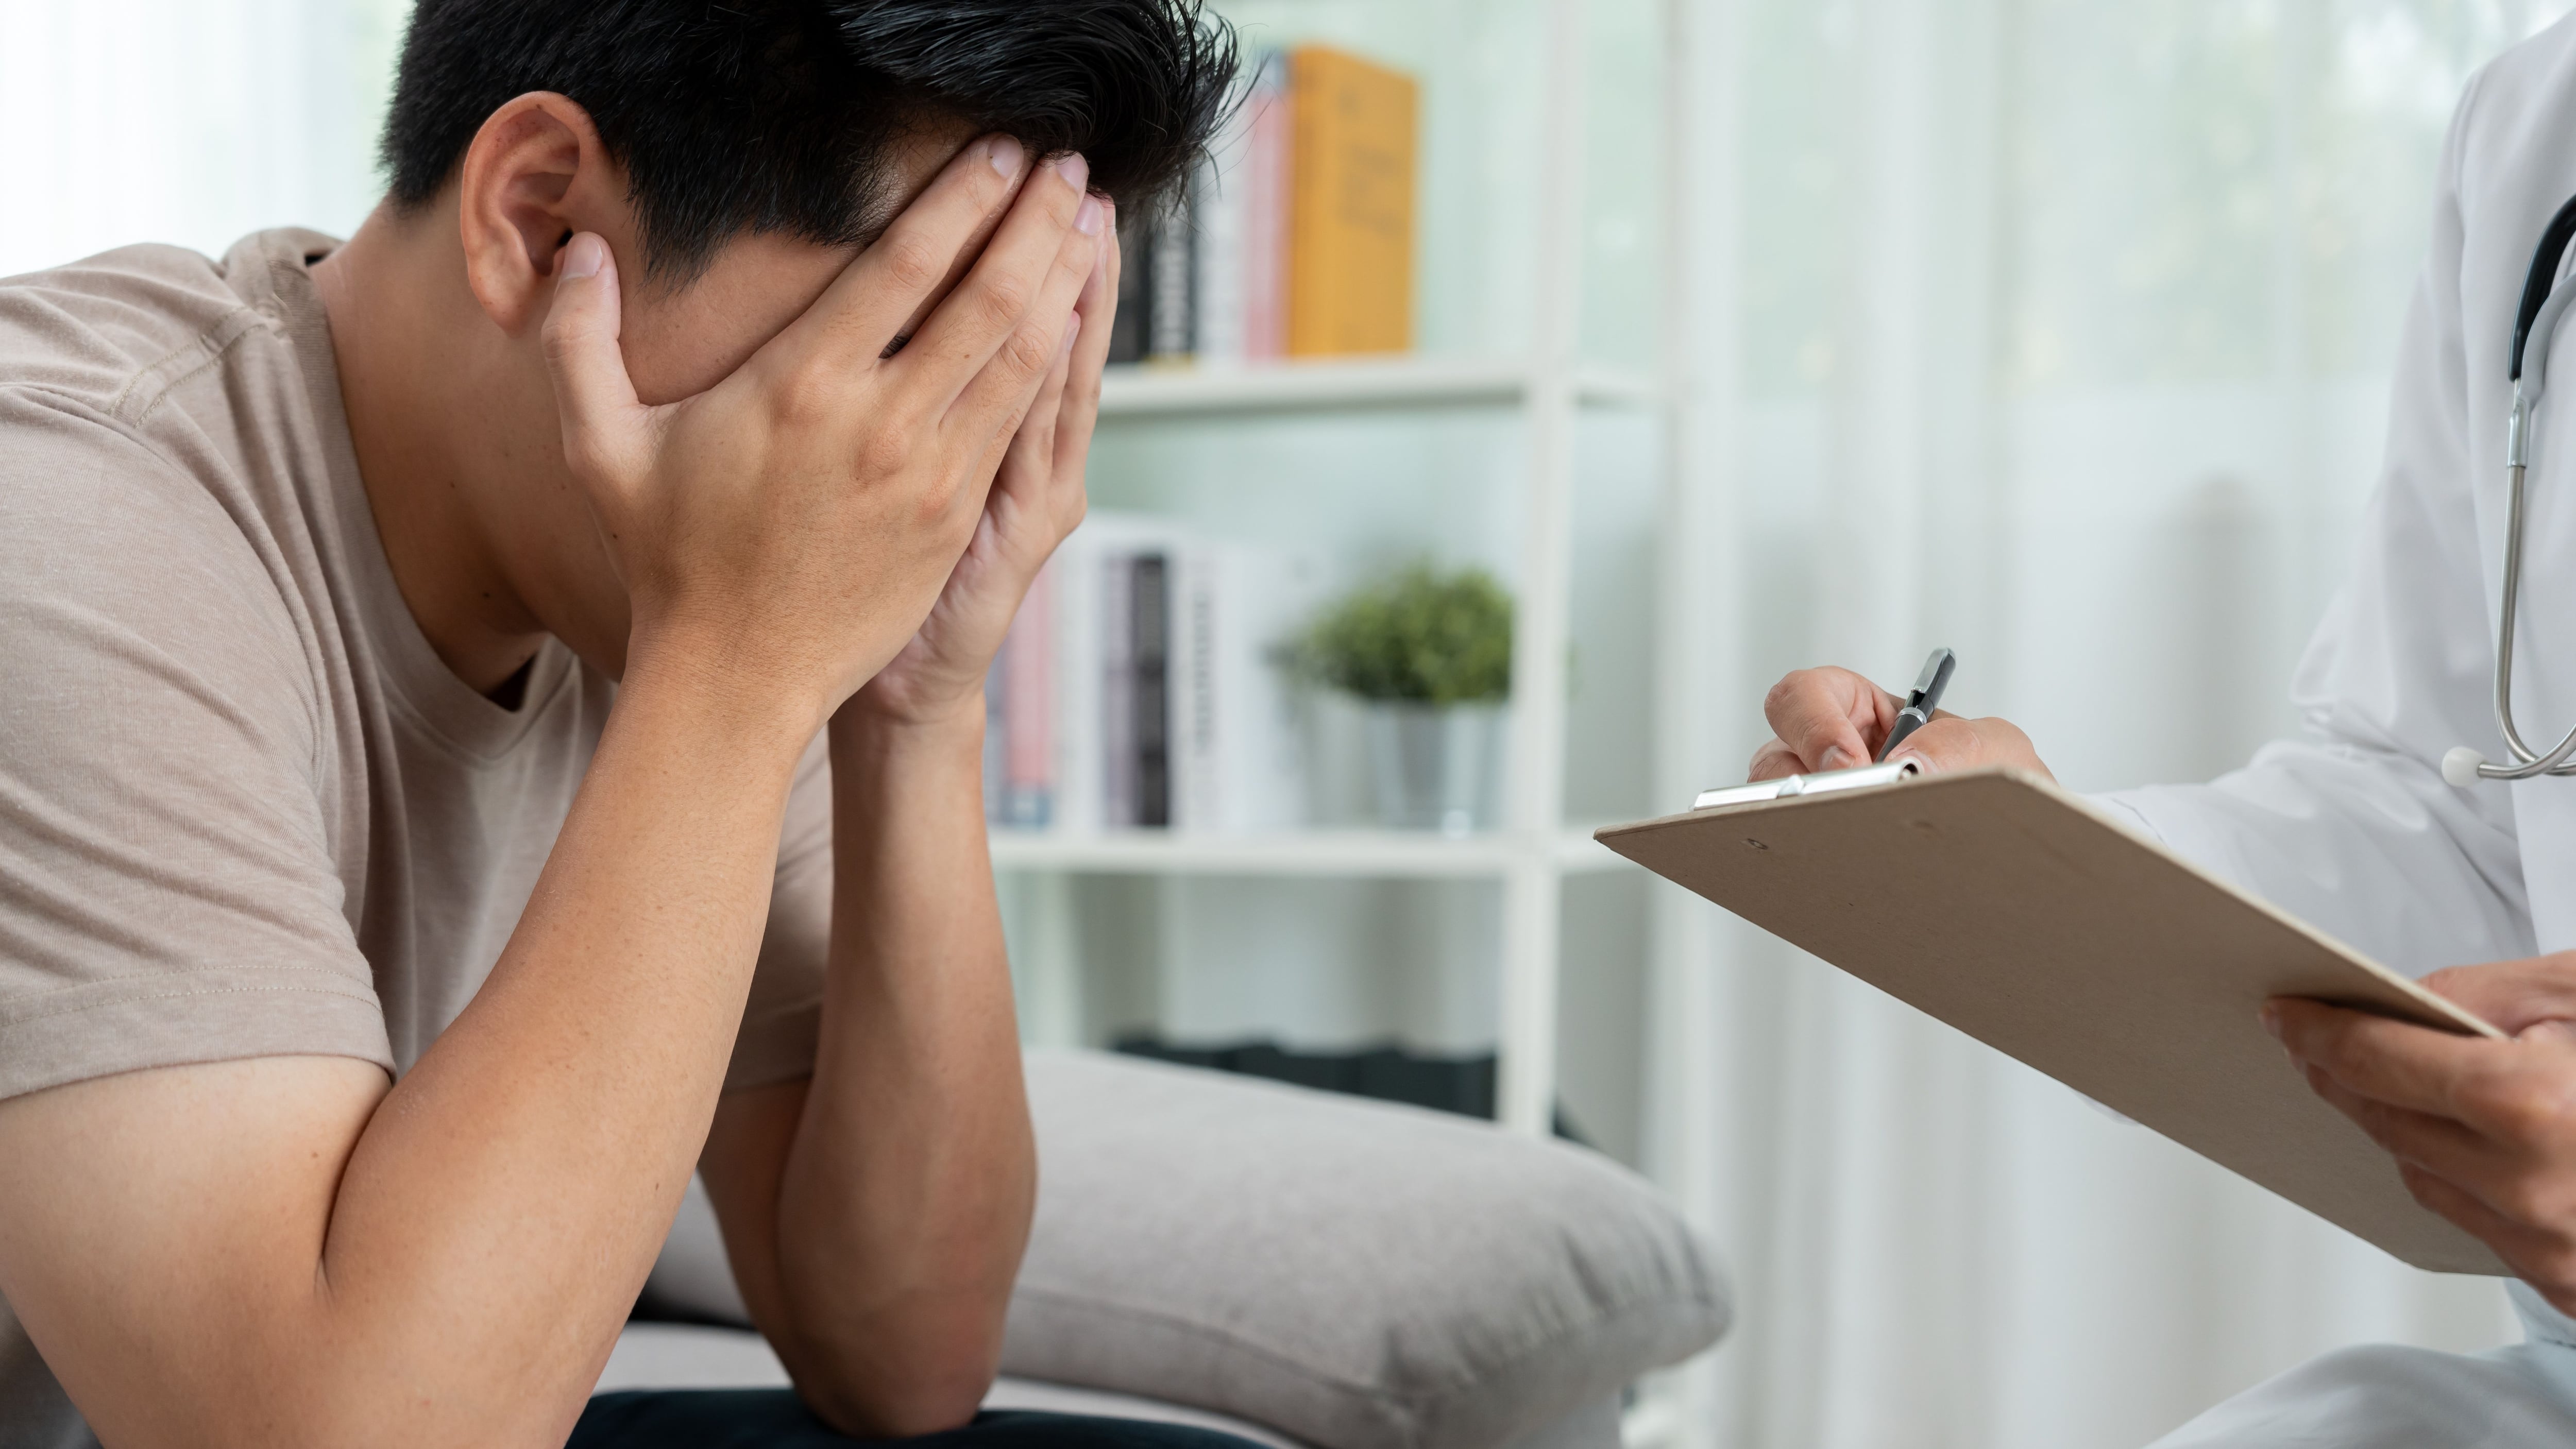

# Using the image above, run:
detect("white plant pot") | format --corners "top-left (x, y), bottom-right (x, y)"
top-left (1362, 701), bottom-right (1504, 835)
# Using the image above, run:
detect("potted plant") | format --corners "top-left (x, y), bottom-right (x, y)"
top-left (1296, 563), bottom-right (1513, 834)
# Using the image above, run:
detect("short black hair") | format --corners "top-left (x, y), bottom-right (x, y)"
top-left (382, 0), bottom-right (1236, 280)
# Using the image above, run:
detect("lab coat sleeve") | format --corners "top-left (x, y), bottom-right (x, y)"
top-left (2098, 66), bottom-right (2534, 977)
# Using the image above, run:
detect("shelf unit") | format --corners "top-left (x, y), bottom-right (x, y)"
top-left (1096, 356), bottom-right (1659, 419)
top-left (994, 0), bottom-right (1654, 1146)
top-left (998, 2), bottom-right (1716, 1442)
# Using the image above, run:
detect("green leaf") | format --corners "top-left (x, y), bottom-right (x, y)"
top-left (1293, 562), bottom-right (1514, 705)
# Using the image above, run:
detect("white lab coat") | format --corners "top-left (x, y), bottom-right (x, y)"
top-left (2103, 13), bottom-right (2576, 1445)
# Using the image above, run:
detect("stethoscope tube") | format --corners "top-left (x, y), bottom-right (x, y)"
top-left (2448, 194), bottom-right (2576, 785)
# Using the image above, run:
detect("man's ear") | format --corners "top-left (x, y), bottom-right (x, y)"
top-left (456, 92), bottom-right (626, 334)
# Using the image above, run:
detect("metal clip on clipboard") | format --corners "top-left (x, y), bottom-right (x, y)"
top-left (1690, 758), bottom-right (1924, 812)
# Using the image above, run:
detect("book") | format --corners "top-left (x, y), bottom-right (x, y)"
top-left (1242, 53), bottom-right (1292, 361)
top-left (983, 514), bottom-right (1318, 837)
top-left (1001, 566), bottom-right (1055, 828)
top-left (1169, 542), bottom-right (1324, 833)
top-left (1132, 553), bottom-right (1173, 827)
top-left (1147, 208), bottom-right (1195, 364)
top-left (1107, 206), bottom-right (1158, 366)
top-left (1193, 50), bottom-right (1290, 366)
top-left (1098, 547), bottom-right (1138, 827)
top-left (1287, 45), bottom-right (1419, 357)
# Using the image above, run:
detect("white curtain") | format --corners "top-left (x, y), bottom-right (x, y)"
top-left (1659, 2), bottom-right (2576, 1446)
top-left (0, 0), bottom-right (403, 280)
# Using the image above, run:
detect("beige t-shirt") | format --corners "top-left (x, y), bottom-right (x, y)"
top-left (0, 230), bottom-right (836, 1446)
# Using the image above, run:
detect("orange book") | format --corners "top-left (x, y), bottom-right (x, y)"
top-left (1287, 45), bottom-right (1418, 357)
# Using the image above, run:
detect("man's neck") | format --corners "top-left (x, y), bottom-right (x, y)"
top-left (310, 203), bottom-right (557, 700)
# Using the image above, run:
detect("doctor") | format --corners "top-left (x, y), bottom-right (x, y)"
top-left (1753, 14), bottom-right (2576, 1447)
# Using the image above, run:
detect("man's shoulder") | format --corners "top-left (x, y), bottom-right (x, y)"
top-left (0, 241), bottom-right (332, 722)
top-left (0, 230), bottom-right (340, 596)
top-left (0, 239), bottom-right (266, 425)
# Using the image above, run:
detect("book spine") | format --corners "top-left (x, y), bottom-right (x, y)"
top-left (1168, 547), bottom-right (1222, 832)
top-left (1287, 45), bottom-right (1419, 357)
top-left (1132, 553), bottom-right (1172, 829)
top-left (1148, 198), bottom-right (1196, 363)
top-left (1191, 138), bottom-right (1245, 366)
top-left (1003, 564), bottom-right (1055, 828)
top-left (1212, 544), bottom-right (1324, 832)
top-left (1107, 207), bottom-right (1155, 366)
top-left (1051, 533), bottom-right (1104, 834)
top-left (1243, 52), bottom-right (1290, 361)
top-left (1099, 550), bottom-right (1137, 829)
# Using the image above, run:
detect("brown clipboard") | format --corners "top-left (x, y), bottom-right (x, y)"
top-left (1596, 765), bottom-right (2512, 1275)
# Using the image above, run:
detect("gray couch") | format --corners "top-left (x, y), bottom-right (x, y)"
top-left (616, 1049), bottom-right (1730, 1449)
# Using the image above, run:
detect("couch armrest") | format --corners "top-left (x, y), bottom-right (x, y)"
top-left (648, 1049), bottom-right (1730, 1449)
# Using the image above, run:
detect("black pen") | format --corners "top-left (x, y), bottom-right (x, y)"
top-left (1875, 647), bottom-right (1956, 762)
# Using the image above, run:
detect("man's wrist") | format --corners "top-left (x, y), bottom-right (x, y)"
top-left (829, 689), bottom-right (987, 761)
top-left (621, 623), bottom-right (832, 756)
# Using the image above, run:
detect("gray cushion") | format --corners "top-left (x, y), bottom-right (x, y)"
top-left (648, 1049), bottom-right (1729, 1449)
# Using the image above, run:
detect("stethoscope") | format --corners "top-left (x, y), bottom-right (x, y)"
top-left (2444, 194), bottom-right (2576, 786)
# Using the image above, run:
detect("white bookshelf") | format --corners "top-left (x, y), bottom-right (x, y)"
top-left (1096, 356), bottom-right (1660, 419)
top-left (1001, 2), bottom-right (1720, 1441)
top-left (1001, 0), bottom-right (1640, 1133)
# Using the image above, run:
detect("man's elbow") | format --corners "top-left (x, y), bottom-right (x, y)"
top-left (796, 1356), bottom-right (998, 1439)
top-left (785, 1306), bottom-right (1008, 1439)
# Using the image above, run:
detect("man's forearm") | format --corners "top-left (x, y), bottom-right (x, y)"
top-left (310, 648), bottom-right (819, 1442)
top-left (748, 697), bottom-right (1035, 1435)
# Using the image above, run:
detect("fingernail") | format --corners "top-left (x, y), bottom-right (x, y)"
top-left (988, 135), bottom-right (1026, 179)
top-left (1075, 195), bottom-right (1106, 237)
top-left (2259, 1003), bottom-right (2282, 1038)
top-left (560, 234), bottom-right (603, 280)
top-left (1055, 152), bottom-right (1091, 194)
top-left (1819, 746), bottom-right (1852, 771)
top-left (1060, 313), bottom-right (1083, 360)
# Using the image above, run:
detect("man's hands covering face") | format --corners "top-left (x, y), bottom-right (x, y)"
top-left (856, 191), bottom-right (1116, 727)
top-left (2272, 958), bottom-right (2576, 1307)
top-left (538, 134), bottom-right (1105, 725)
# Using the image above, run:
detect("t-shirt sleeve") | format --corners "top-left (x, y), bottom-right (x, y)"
top-left (727, 730), bottom-right (834, 1092)
top-left (0, 393), bottom-right (389, 1102)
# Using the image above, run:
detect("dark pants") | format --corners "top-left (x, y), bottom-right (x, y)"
top-left (570, 1392), bottom-right (1270, 1449)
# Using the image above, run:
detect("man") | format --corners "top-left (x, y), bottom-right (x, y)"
top-left (1750, 13), bottom-right (2576, 1446)
top-left (0, 2), bottom-right (1240, 1446)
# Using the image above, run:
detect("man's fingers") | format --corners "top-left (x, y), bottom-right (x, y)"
top-left (1047, 214), bottom-right (1118, 474)
top-left (758, 134), bottom-right (1031, 381)
top-left (538, 234), bottom-right (645, 483)
top-left (2272, 998), bottom-right (2519, 1127)
top-left (2304, 1066), bottom-right (2500, 1182)
top-left (1748, 740), bottom-right (1806, 782)
top-left (2422, 959), bottom-right (2576, 1037)
top-left (1884, 715), bottom-right (1999, 774)
top-left (1759, 669), bottom-right (1891, 774)
top-left (2395, 1161), bottom-right (2571, 1266)
top-left (942, 185), bottom-right (1106, 447)
top-left (996, 320), bottom-right (1078, 506)
top-left (898, 154), bottom-right (1095, 413)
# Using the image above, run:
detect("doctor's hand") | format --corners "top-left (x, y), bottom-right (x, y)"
top-left (1749, 666), bottom-right (2055, 782)
top-left (2270, 956), bottom-right (2576, 1311)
